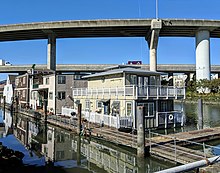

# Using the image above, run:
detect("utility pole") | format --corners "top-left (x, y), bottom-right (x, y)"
top-left (156, 0), bottom-right (159, 19)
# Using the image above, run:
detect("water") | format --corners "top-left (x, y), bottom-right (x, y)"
top-left (0, 111), bottom-right (174, 173)
top-left (1, 102), bottom-right (220, 173)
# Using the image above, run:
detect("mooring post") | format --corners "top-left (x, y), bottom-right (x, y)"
top-left (77, 135), bottom-right (81, 166)
top-left (44, 99), bottom-right (48, 121)
top-left (198, 98), bottom-right (203, 130)
top-left (77, 103), bottom-right (82, 135)
top-left (137, 106), bottom-right (145, 157)
top-left (3, 96), bottom-right (6, 120)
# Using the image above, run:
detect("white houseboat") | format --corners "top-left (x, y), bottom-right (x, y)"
top-left (70, 65), bottom-right (185, 130)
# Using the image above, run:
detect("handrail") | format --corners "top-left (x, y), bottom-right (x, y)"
top-left (72, 85), bottom-right (185, 99)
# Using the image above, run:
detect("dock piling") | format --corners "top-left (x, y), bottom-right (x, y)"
top-left (137, 106), bottom-right (145, 157)
top-left (198, 99), bottom-right (203, 130)
top-left (77, 103), bottom-right (82, 135)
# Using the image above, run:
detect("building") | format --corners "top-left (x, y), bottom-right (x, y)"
top-left (71, 65), bottom-right (185, 129)
top-left (14, 73), bottom-right (30, 108)
top-left (3, 75), bottom-right (17, 105)
top-left (30, 72), bottom-right (87, 114)
top-left (0, 80), bottom-right (7, 103)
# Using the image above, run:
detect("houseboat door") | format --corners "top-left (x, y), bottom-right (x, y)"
top-left (137, 102), bottom-right (156, 129)
top-left (138, 76), bottom-right (148, 96)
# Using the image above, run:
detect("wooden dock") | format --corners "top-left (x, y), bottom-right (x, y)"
top-left (19, 113), bottom-right (220, 172)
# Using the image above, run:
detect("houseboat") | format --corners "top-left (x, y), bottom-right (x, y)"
top-left (70, 65), bottom-right (185, 129)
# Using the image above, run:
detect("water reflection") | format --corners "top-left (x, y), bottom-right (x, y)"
top-left (175, 102), bottom-right (220, 131)
top-left (0, 110), bottom-right (173, 172)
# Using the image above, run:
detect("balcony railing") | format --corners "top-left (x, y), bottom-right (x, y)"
top-left (72, 85), bottom-right (185, 99)
top-left (157, 111), bottom-right (185, 128)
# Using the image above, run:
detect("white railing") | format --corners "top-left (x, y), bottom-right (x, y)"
top-left (157, 111), bottom-right (184, 128)
top-left (83, 111), bottom-right (120, 128)
top-left (62, 107), bottom-right (77, 117)
top-left (72, 85), bottom-right (185, 99)
top-left (61, 106), bottom-right (134, 128)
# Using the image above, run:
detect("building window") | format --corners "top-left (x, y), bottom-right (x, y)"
top-left (126, 102), bottom-right (132, 116)
top-left (23, 77), bottom-right (26, 84)
top-left (49, 92), bottom-right (53, 100)
top-left (23, 90), bottom-right (26, 98)
top-left (58, 92), bottom-right (65, 100)
top-left (58, 76), bottom-right (66, 84)
top-left (74, 75), bottom-right (82, 80)
top-left (45, 78), bottom-right (49, 85)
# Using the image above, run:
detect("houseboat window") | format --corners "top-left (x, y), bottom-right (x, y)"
top-left (145, 103), bottom-right (154, 117)
top-left (125, 74), bottom-right (137, 85)
top-left (58, 76), bottom-right (66, 84)
top-left (96, 101), bottom-right (102, 109)
top-left (160, 101), bottom-right (167, 112)
top-left (126, 102), bottom-right (132, 116)
top-left (150, 76), bottom-right (156, 86)
top-left (58, 91), bottom-right (66, 100)
top-left (49, 92), bottom-right (53, 100)
top-left (85, 100), bottom-right (91, 111)
top-left (96, 101), bottom-right (102, 113)
top-left (111, 101), bottom-right (120, 116)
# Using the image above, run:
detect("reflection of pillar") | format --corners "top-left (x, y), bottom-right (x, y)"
top-left (42, 123), bottom-right (47, 144)
top-left (196, 30), bottom-right (210, 81)
top-left (25, 119), bottom-right (29, 146)
top-left (3, 96), bottom-right (5, 120)
top-left (44, 99), bottom-right (48, 121)
top-left (137, 106), bottom-right (145, 157)
top-left (77, 136), bottom-right (81, 166)
top-left (146, 19), bottom-right (162, 71)
top-left (137, 157), bottom-right (146, 173)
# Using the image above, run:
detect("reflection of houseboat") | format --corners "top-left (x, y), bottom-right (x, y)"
top-left (71, 65), bottom-right (185, 129)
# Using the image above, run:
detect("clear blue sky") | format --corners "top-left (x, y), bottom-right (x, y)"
top-left (0, 0), bottom-right (220, 75)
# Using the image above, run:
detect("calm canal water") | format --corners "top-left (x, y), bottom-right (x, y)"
top-left (0, 102), bottom-right (220, 173)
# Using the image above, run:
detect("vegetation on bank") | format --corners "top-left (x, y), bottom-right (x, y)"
top-left (185, 78), bottom-right (220, 103)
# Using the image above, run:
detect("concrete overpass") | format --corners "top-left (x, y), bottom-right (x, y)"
top-left (1, 19), bottom-right (220, 79)
top-left (1, 64), bottom-right (220, 74)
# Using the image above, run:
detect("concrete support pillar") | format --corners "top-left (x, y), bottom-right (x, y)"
top-left (47, 34), bottom-right (56, 71)
top-left (196, 30), bottom-right (211, 81)
top-left (137, 106), bottom-right (145, 157)
top-left (147, 19), bottom-right (162, 71)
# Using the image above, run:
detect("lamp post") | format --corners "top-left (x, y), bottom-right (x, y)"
top-left (156, 0), bottom-right (158, 19)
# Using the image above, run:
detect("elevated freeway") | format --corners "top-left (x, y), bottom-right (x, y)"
top-left (1, 18), bottom-right (220, 79)
top-left (1, 19), bottom-right (220, 41)
top-left (1, 64), bottom-right (220, 74)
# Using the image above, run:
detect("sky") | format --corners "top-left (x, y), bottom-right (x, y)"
top-left (0, 0), bottom-right (220, 79)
